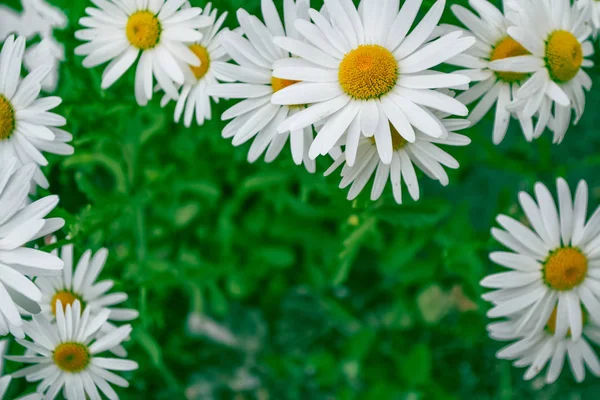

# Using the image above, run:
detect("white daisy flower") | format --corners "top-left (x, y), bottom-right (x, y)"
top-left (444, 0), bottom-right (536, 144)
top-left (0, 158), bottom-right (64, 339)
top-left (75, 0), bottom-right (215, 106)
top-left (8, 301), bottom-right (138, 400)
top-left (207, 0), bottom-right (318, 172)
top-left (35, 244), bottom-right (139, 356)
top-left (488, 308), bottom-right (600, 383)
top-left (24, 37), bottom-right (65, 93)
top-left (325, 107), bottom-right (470, 203)
top-left (0, 376), bottom-right (41, 400)
top-left (579, 0), bottom-right (600, 37)
top-left (158, 3), bottom-right (231, 127)
top-left (489, 0), bottom-right (594, 143)
top-left (0, 35), bottom-right (73, 189)
top-left (268, 0), bottom-right (474, 166)
top-left (482, 178), bottom-right (600, 342)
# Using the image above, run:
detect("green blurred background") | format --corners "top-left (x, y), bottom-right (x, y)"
top-left (3, 0), bottom-right (600, 398)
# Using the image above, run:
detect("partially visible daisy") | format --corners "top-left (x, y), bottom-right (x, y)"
top-left (35, 244), bottom-right (139, 356)
top-left (482, 178), bottom-right (600, 342)
top-left (8, 301), bottom-right (138, 400)
top-left (488, 308), bottom-right (600, 383)
top-left (489, 0), bottom-right (594, 143)
top-left (75, 0), bottom-right (214, 106)
top-left (0, 376), bottom-right (41, 400)
top-left (208, 0), bottom-right (318, 172)
top-left (445, 0), bottom-right (535, 143)
top-left (24, 37), bottom-right (65, 93)
top-left (0, 35), bottom-right (73, 189)
top-left (269, 0), bottom-right (474, 165)
top-left (158, 3), bottom-right (231, 127)
top-left (325, 105), bottom-right (471, 203)
top-left (580, 0), bottom-right (600, 37)
top-left (0, 158), bottom-right (64, 339)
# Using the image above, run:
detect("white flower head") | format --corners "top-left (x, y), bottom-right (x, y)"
top-left (482, 178), bottom-right (600, 343)
top-left (325, 105), bottom-right (471, 203)
top-left (269, 0), bottom-right (475, 166)
top-left (208, 0), bottom-right (318, 172)
top-left (75, 0), bottom-right (215, 106)
top-left (0, 35), bottom-right (73, 189)
top-left (158, 2), bottom-right (231, 127)
top-left (8, 301), bottom-right (138, 400)
top-left (445, 0), bottom-right (536, 144)
top-left (489, 0), bottom-right (594, 143)
top-left (0, 159), bottom-right (64, 338)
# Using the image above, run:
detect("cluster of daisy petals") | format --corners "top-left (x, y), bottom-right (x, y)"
top-left (0, 0), bottom-right (599, 396)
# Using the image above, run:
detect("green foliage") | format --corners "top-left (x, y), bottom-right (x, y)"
top-left (3, 0), bottom-right (600, 399)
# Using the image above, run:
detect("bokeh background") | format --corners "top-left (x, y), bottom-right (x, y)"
top-left (3, 0), bottom-right (600, 398)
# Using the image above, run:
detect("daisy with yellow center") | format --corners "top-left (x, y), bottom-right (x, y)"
top-left (207, 0), bottom-right (318, 173)
top-left (487, 306), bottom-right (600, 383)
top-left (325, 102), bottom-right (471, 204)
top-left (158, 3), bottom-right (233, 127)
top-left (75, 0), bottom-right (215, 106)
top-left (8, 301), bottom-right (137, 399)
top-left (445, 0), bottom-right (539, 144)
top-left (0, 35), bottom-right (73, 189)
top-left (482, 178), bottom-right (600, 344)
top-left (36, 243), bottom-right (139, 357)
top-left (268, 0), bottom-right (474, 167)
top-left (489, 0), bottom-right (594, 144)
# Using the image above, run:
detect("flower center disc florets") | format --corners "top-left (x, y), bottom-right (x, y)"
top-left (0, 95), bottom-right (15, 140)
top-left (190, 44), bottom-right (211, 80)
top-left (490, 36), bottom-right (530, 83)
top-left (126, 11), bottom-right (162, 50)
top-left (543, 247), bottom-right (587, 291)
top-left (339, 45), bottom-right (398, 100)
top-left (53, 342), bottom-right (91, 373)
top-left (51, 290), bottom-right (84, 315)
top-left (370, 123), bottom-right (408, 151)
top-left (545, 30), bottom-right (583, 83)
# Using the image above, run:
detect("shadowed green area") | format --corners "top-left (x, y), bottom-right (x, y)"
top-left (3, 0), bottom-right (600, 398)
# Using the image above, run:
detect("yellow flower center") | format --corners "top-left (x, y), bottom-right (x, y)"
top-left (126, 11), bottom-right (162, 50)
top-left (189, 44), bottom-right (211, 80)
top-left (490, 36), bottom-right (531, 83)
top-left (271, 76), bottom-right (300, 93)
top-left (546, 306), bottom-right (587, 336)
top-left (370, 123), bottom-right (408, 151)
top-left (0, 95), bottom-right (15, 140)
top-left (338, 45), bottom-right (398, 100)
top-left (545, 30), bottom-right (583, 83)
top-left (51, 290), bottom-right (84, 315)
top-left (543, 247), bottom-right (587, 291)
top-left (53, 342), bottom-right (91, 373)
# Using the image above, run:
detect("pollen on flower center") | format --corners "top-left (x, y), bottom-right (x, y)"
top-left (370, 123), bottom-right (408, 151)
top-left (271, 76), bottom-right (304, 108)
top-left (51, 290), bottom-right (84, 315)
top-left (339, 45), bottom-right (398, 100)
top-left (0, 95), bottom-right (16, 140)
top-left (126, 11), bottom-right (162, 50)
top-left (53, 342), bottom-right (91, 372)
top-left (546, 306), bottom-right (587, 336)
top-left (543, 247), bottom-right (587, 291)
top-left (189, 44), bottom-right (211, 80)
top-left (490, 36), bottom-right (531, 83)
top-left (545, 30), bottom-right (583, 83)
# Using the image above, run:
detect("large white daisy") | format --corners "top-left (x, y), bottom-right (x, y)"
top-left (158, 2), bottom-right (232, 127)
top-left (269, 0), bottom-right (474, 165)
top-left (482, 178), bottom-right (600, 342)
top-left (35, 244), bottom-right (139, 357)
top-left (489, 0), bottom-right (594, 143)
top-left (488, 308), bottom-right (600, 383)
top-left (325, 106), bottom-right (470, 203)
top-left (8, 301), bottom-right (138, 400)
top-left (0, 158), bottom-right (64, 339)
top-left (444, 0), bottom-right (537, 144)
top-left (75, 0), bottom-right (214, 106)
top-left (207, 0), bottom-right (318, 172)
top-left (0, 35), bottom-right (73, 189)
